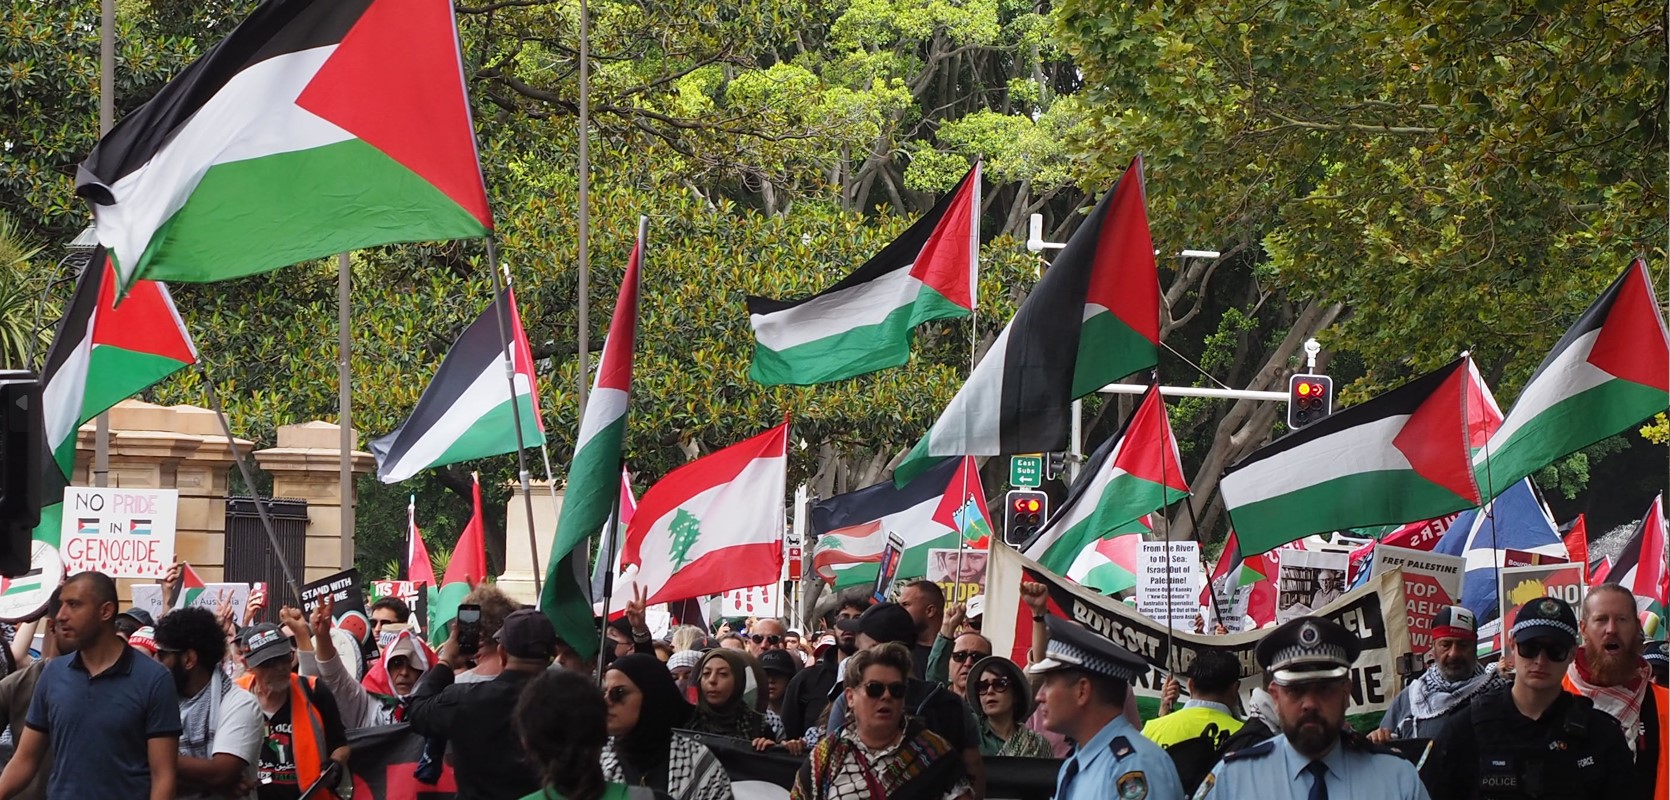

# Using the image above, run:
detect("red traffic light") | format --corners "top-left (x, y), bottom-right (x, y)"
top-left (1012, 497), bottom-right (1041, 513)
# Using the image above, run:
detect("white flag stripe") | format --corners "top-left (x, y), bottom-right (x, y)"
top-left (1219, 415), bottom-right (1416, 508)
top-left (625, 451), bottom-right (786, 594)
top-left (751, 269), bottom-right (923, 350)
top-left (924, 324), bottom-right (1012, 456)
top-left (378, 354), bottom-right (535, 482)
top-left (1475, 329), bottom-right (1608, 464)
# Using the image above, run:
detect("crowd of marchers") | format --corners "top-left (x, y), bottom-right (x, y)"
top-left (0, 570), bottom-right (1660, 800)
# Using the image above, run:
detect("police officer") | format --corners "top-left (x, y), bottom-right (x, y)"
top-left (1424, 597), bottom-right (1635, 799)
top-left (1646, 639), bottom-right (1667, 687)
top-left (1197, 616), bottom-right (1429, 800)
top-left (1029, 617), bottom-right (1184, 800)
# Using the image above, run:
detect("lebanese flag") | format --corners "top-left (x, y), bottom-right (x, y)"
top-left (1609, 494), bottom-right (1667, 618)
top-left (748, 165), bottom-right (979, 386)
top-left (443, 473), bottom-right (489, 587)
top-left (406, 495), bottom-right (437, 588)
top-left (620, 423), bottom-right (788, 605)
top-left (894, 157), bottom-right (1159, 485)
top-left (1222, 356), bottom-right (1489, 556)
top-left (35, 249), bottom-right (196, 546)
top-left (75, 0), bottom-right (491, 292)
top-left (1023, 385), bottom-right (1187, 576)
top-left (1476, 259), bottom-right (1669, 497)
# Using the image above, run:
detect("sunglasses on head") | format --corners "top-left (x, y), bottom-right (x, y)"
top-left (605, 686), bottom-right (635, 705)
top-left (861, 681), bottom-right (907, 699)
top-left (975, 677), bottom-right (1012, 694)
top-left (950, 650), bottom-right (987, 663)
top-left (751, 634), bottom-right (782, 645)
top-left (1514, 639), bottom-right (1572, 663)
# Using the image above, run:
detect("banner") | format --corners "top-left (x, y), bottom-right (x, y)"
top-left (720, 585), bottom-right (780, 618)
top-left (1498, 562), bottom-right (1586, 633)
top-left (367, 580), bottom-right (428, 638)
top-left (131, 582), bottom-right (253, 623)
top-left (1276, 549), bottom-right (1349, 623)
top-left (1369, 545), bottom-right (1465, 655)
top-left (1137, 541), bottom-right (1200, 629)
top-left (346, 724), bottom-right (457, 799)
top-left (986, 542), bottom-right (1409, 715)
top-left (60, 487), bottom-right (178, 579)
top-left (926, 548), bottom-right (987, 605)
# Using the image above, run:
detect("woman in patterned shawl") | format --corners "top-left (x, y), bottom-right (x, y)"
top-left (600, 654), bottom-right (732, 800)
top-left (791, 643), bottom-right (971, 800)
top-left (965, 656), bottom-right (1053, 758)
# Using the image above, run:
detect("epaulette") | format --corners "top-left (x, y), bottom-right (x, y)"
top-left (1221, 739), bottom-right (1276, 762)
top-left (1109, 736), bottom-right (1135, 759)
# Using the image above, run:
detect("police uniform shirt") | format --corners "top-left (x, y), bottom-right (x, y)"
top-left (1056, 712), bottom-right (1185, 800)
top-left (1197, 732), bottom-right (1430, 800)
top-left (1424, 686), bottom-right (1636, 800)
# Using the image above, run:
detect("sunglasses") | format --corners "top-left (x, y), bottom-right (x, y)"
top-left (950, 650), bottom-right (987, 663)
top-left (751, 634), bottom-right (782, 645)
top-left (1514, 640), bottom-right (1572, 663)
top-left (975, 677), bottom-right (1012, 694)
top-left (605, 686), bottom-right (636, 705)
top-left (861, 681), bottom-right (907, 699)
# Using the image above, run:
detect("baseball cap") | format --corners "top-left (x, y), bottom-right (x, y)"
top-left (118, 607), bottom-right (157, 629)
top-left (837, 602), bottom-right (915, 646)
top-left (1430, 606), bottom-right (1477, 642)
top-left (668, 649), bottom-right (703, 672)
top-left (966, 595), bottom-right (985, 621)
top-left (812, 634), bottom-right (837, 657)
top-left (127, 626), bottom-right (158, 656)
top-left (241, 623), bottom-right (295, 668)
top-left (760, 649), bottom-right (800, 676)
top-left (497, 609), bottom-right (558, 659)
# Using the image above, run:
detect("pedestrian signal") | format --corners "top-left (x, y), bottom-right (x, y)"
top-left (1003, 489), bottom-right (1049, 547)
top-left (1287, 374), bottom-right (1334, 430)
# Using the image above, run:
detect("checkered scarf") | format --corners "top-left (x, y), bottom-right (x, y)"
top-left (1568, 649), bottom-right (1651, 754)
top-left (794, 722), bottom-right (957, 800)
top-left (1408, 662), bottom-right (1505, 721)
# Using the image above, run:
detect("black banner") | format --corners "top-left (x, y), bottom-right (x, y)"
top-left (347, 724), bottom-right (457, 800)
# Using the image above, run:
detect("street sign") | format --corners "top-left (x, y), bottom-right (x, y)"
top-left (1010, 455), bottom-right (1042, 487)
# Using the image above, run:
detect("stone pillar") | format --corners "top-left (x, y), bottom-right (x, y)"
top-left (253, 422), bottom-right (374, 583)
top-left (497, 481), bottom-right (561, 606)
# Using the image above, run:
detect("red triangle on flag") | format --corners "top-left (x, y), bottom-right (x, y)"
top-left (92, 259), bottom-right (196, 364)
top-left (1111, 387), bottom-right (1189, 493)
top-left (930, 456), bottom-right (991, 546)
top-left (1084, 156), bottom-right (1159, 346)
top-left (507, 289), bottom-right (545, 433)
top-left (907, 164), bottom-right (979, 310)
top-left (443, 474), bottom-right (489, 587)
top-left (1394, 357), bottom-right (1481, 505)
top-left (1587, 259), bottom-right (1670, 392)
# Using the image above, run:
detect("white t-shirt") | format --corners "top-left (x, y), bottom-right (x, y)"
top-left (177, 685), bottom-right (262, 800)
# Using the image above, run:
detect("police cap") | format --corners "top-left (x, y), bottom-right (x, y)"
top-left (1025, 616), bottom-right (1147, 682)
top-left (1511, 596), bottom-right (1578, 647)
top-left (1255, 616), bottom-right (1360, 685)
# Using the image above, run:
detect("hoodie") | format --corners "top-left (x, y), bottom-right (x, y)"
top-left (317, 629), bottom-right (434, 728)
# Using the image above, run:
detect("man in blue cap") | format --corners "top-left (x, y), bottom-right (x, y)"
top-left (1028, 616), bottom-right (1184, 800)
top-left (1198, 616), bottom-right (1429, 800)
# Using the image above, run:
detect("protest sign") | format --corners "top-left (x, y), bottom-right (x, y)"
top-left (1370, 545), bottom-right (1465, 655)
top-left (872, 533), bottom-right (905, 603)
top-left (721, 584), bottom-right (780, 618)
top-left (302, 569), bottom-right (368, 641)
top-left (986, 542), bottom-right (1408, 715)
top-left (1498, 562), bottom-right (1586, 632)
top-left (1137, 541), bottom-right (1200, 629)
top-left (0, 542), bottom-right (64, 622)
top-left (1277, 548), bottom-right (1349, 623)
top-left (60, 487), bottom-right (178, 579)
top-left (368, 580), bottom-right (428, 637)
top-left (131, 582), bottom-right (253, 623)
top-left (926, 548), bottom-right (987, 605)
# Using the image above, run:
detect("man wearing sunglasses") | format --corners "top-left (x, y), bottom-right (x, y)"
top-left (748, 618), bottom-right (788, 655)
top-left (1423, 597), bottom-right (1634, 800)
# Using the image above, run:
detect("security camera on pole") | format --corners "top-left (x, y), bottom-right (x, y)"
top-left (1287, 339), bottom-right (1334, 431)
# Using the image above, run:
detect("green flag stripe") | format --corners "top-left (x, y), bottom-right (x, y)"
top-left (1233, 472), bottom-right (1471, 555)
top-left (750, 288), bottom-right (967, 386)
top-left (430, 394), bottom-right (545, 468)
top-left (1071, 310), bottom-right (1159, 398)
top-left (1478, 380), bottom-right (1665, 492)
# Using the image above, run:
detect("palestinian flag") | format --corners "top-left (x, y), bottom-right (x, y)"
top-left (1022, 385), bottom-right (1188, 574)
top-left (894, 157), bottom-right (1159, 485)
top-left (36, 250), bottom-right (197, 546)
top-left (1222, 356), bottom-right (1489, 556)
top-left (941, 456), bottom-right (994, 548)
top-left (75, 0), bottom-right (491, 292)
top-left (747, 165), bottom-right (979, 386)
top-left (810, 457), bottom-right (972, 588)
top-left (171, 563), bottom-right (207, 610)
top-left (1476, 260), bottom-right (1670, 497)
top-left (593, 471), bottom-right (640, 617)
top-left (406, 495), bottom-right (437, 587)
top-left (619, 423), bottom-right (787, 605)
top-left (541, 226), bottom-right (643, 657)
top-left (371, 289), bottom-right (544, 483)
top-left (1608, 494), bottom-right (1667, 618)
top-left (1064, 516), bottom-right (1149, 595)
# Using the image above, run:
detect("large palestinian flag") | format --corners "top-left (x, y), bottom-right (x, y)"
top-left (1475, 259), bottom-right (1670, 498)
top-left (1022, 385), bottom-right (1188, 576)
top-left (810, 457), bottom-right (986, 588)
top-left (748, 165), bottom-right (980, 385)
top-left (893, 157), bottom-right (1159, 484)
top-left (36, 250), bottom-right (197, 546)
top-left (370, 289), bottom-right (544, 483)
top-left (1603, 493), bottom-right (1667, 618)
top-left (75, 0), bottom-right (491, 292)
top-left (1064, 516), bottom-right (1149, 595)
top-left (541, 226), bottom-right (643, 657)
top-left (1221, 357), bottom-right (1490, 556)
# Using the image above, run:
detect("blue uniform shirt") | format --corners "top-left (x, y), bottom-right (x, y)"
top-left (1196, 733), bottom-right (1431, 800)
top-left (1057, 713), bottom-right (1185, 800)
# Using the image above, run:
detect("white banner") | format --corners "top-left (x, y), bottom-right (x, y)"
top-left (1137, 541), bottom-right (1201, 629)
top-left (60, 487), bottom-right (178, 579)
top-left (1277, 548), bottom-right (1349, 623)
top-left (131, 582), bottom-right (253, 623)
top-left (720, 584), bottom-right (780, 618)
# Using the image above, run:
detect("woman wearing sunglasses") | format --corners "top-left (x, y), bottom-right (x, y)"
top-left (688, 649), bottom-right (783, 749)
top-left (965, 656), bottom-right (1052, 758)
top-left (791, 643), bottom-right (971, 800)
top-left (600, 654), bottom-right (732, 800)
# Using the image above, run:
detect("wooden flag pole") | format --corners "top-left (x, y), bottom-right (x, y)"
top-left (201, 371), bottom-right (303, 604)
top-left (485, 239), bottom-right (543, 596)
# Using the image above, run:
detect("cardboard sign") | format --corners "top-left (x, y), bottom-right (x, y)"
top-left (0, 542), bottom-right (64, 622)
top-left (60, 487), bottom-right (178, 579)
top-left (1277, 549), bottom-right (1350, 623)
top-left (1498, 563), bottom-right (1586, 633)
top-left (368, 580), bottom-right (428, 637)
top-left (131, 582), bottom-right (254, 624)
top-left (302, 569), bottom-right (368, 641)
top-left (926, 548), bottom-right (987, 605)
top-left (1137, 542), bottom-right (1201, 629)
top-left (1370, 545), bottom-right (1465, 655)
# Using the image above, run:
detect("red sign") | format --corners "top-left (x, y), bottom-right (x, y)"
top-left (787, 546), bottom-right (803, 581)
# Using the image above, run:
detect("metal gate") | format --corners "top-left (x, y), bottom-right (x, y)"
top-left (223, 496), bottom-right (308, 621)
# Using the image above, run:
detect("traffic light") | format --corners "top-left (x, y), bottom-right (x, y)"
top-left (1287, 374), bottom-right (1334, 430)
top-left (0, 372), bottom-right (41, 577)
top-left (1045, 452), bottom-right (1068, 481)
top-left (1003, 489), bottom-right (1049, 547)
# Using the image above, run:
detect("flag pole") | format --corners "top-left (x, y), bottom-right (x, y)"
top-left (337, 252), bottom-right (355, 567)
top-left (406, 493), bottom-right (416, 581)
top-left (575, 0), bottom-right (592, 422)
top-left (956, 162), bottom-right (982, 613)
top-left (1182, 490), bottom-right (1229, 630)
top-left (502, 264), bottom-right (569, 592)
top-left (485, 238), bottom-right (544, 596)
top-left (200, 371), bottom-right (303, 604)
top-left (594, 469), bottom-right (625, 680)
top-left (91, 0), bottom-right (115, 489)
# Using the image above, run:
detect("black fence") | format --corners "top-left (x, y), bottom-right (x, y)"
top-left (223, 496), bottom-right (308, 621)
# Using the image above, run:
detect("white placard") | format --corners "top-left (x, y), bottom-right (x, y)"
top-left (1276, 548), bottom-right (1350, 623)
top-left (720, 584), bottom-right (780, 618)
top-left (60, 487), bottom-right (179, 579)
top-left (131, 582), bottom-right (254, 624)
top-left (1137, 541), bottom-right (1201, 629)
top-left (0, 542), bottom-right (65, 622)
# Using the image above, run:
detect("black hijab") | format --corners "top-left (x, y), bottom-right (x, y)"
top-left (607, 654), bottom-right (692, 771)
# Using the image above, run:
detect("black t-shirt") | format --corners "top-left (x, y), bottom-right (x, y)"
top-left (257, 679), bottom-right (348, 800)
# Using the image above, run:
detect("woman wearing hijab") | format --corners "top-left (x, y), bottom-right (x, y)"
top-left (965, 656), bottom-right (1052, 757)
top-left (601, 654), bottom-right (732, 800)
top-left (688, 649), bottom-right (780, 750)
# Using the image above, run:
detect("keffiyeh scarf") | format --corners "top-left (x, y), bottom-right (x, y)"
top-left (1568, 650), bottom-right (1651, 754)
top-left (1408, 662), bottom-right (1506, 721)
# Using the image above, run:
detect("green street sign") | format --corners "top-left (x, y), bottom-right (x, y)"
top-left (1010, 454), bottom-right (1043, 488)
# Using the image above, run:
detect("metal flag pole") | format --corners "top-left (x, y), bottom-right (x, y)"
top-left (955, 165), bottom-right (982, 612)
top-left (92, 0), bottom-right (115, 489)
top-left (593, 472), bottom-right (625, 680)
top-left (201, 371), bottom-right (302, 604)
top-left (337, 252), bottom-right (354, 566)
top-left (484, 239), bottom-right (543, 595)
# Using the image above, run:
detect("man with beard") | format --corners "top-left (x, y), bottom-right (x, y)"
top-left (237, 624), bottom-right (349, 800)
top-left (1372, 606), bottom-right (1506, 743)
top-left (1562, 584), bottom-right (1666, 800)
top-left (1199, 617), bottom-right (1428, 800)
top-left (155, 608), bottom-right (262, 800)
top-left (1426, 597), bottom-right (1635, 800)
top-left (780, 591), bottom-right (867, 740)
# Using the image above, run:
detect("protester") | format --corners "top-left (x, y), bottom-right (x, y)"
top-left (116, 606), bottom-right (157, 641)
top-left (407, 609), bottom-right (556, 800)
top-left (1142, 650), bottom-right (1243, 792)
top-left (0, 590), bottom-right (67, 800)
top-left (1213, 672), bottom-right (1279, 757)
top-left (367, 597), bottom-right (410, 653)
top-left (236, 623), bottom-right (349, 800)
top-left (0, 572), bottom-right (181, 800)
top-left (668, 649), bottom-right (702, 703)
top-left (1028, 616), bottom-right (1182, 800)
top-left (688, 649), bottom-right (777, 748)
top-left (964, 596), bottom-right (983, 633)
top-left (600, 654), bottom-right (731, 800)
top-left (453, 585), bottom-right (519, 683)
top-left (1199, 617), bottom-right (1427, 800)
top-left (717, 635), bottom-right (746, 651)
top-left (1563, 584), bottom-right (1666, 800)
top-left (308, 598), bottom-right (430, 727)
top-left (943, 631), bottom-right (991, 700)
top-left (155, 607), bottom-right (263, 800)
top-left (965, 656), bottom-right (1051, 757)
top-left (790, 643), bottom-right (970, 800)
top-left (1372, 606), bottom-right (1504, 743)
top-left (781, 592), bottom-right (867, 741)
top-left (514, 669), bottom-right (654, 800)
top-left (748, 618), bottom-right (788, 655)
top-left (669, 626), bottom-right (705, 653)
top-left (898, 580), bottom-right (945, 677)
top-left (759, 650), bottom-right (800, 721)
top-left (1426, 597), bottom-right (1634, 799)
top-left (1646, 639), bottom-right (1668, 687)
